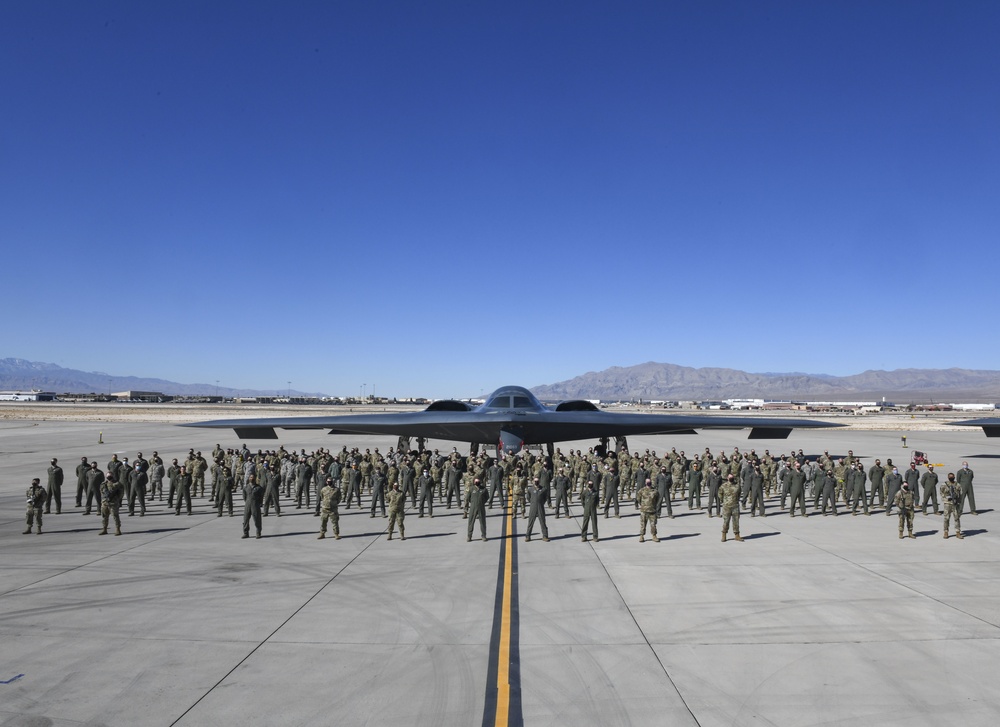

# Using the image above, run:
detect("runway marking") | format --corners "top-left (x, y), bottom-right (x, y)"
top-left (482, 488), bottom-right (522, 727)
top-left (0, 674), bottom-right (25, 684)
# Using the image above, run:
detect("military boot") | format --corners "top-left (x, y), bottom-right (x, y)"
top-left (943, 531), bottom-right (949, 539)
top-left (114, 527), bottom-right (121, 536)
top-left (652, 536), bottom-right (660, 543)
top-left (334, 533), bottom-right (341, 540)
top-left (908, 532), bottom-right (916, 539)
top-left (36, 527), bottom-right (42, 534)
top-left (734, 533), bottom-right (744, 542)
top-left (639, 535), bottom-right (645, 543)
top-left (99, 527), bottom-right (108, 535)
top-left (399, 529), bottom-right (406, 541)
top-left (898, 531), bottom-right (903, 539)
top-left (956, 531), bottom-right (964, 539)
top-left (721, 532), bottom-right (727, 542)
top-left (318, 532), bottom-right (326, 539)
top-left (387, 532), bottom-right (393, 540)
top-left (23, 528), bottom-right (31, 535)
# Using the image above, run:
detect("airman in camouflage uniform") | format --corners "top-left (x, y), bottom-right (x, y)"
top-left (25, 478), bottom-right (46, 534)
top-left (387, 482), bottom-right (406, 540)
top-left (720, 475), bottom-right (743, 542)
top-left (192, 452), bottom-right (208, 497)
top-left (100, 475), bottom-right (125, 536)
top-left (318, 477), bottom-right (342, 539)
top-left (894, 482), bottom-right (916, 538)
top-left (638, 479), bottom-right (660, 543)
top-left (511, 467), bottom-right (527, 518)
top-left (941, 474), bottom-right (963, 539)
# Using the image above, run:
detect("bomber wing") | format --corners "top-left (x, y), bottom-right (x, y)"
top-left (182, 408), bottom-right (842, 443)
top-left (949, 418), bottom-right (1000, 437)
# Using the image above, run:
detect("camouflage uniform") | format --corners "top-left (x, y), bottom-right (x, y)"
top-left (386, 484), bottom-right (406, 540)
top-left (511, 471), bottom-right (527, 518)
top-left (318, 481), bottom-right (342, 539)
top-left (894, 485), bottom-right (916, 538)
top-left (720, 478), bottom-right (742, 542)
top-left (100, 477), bottom-right (125, 535)
top-left (25, 480), bottom-right (46, 534)
top-left (941, 477), bottom-right (963, 539)
top-left (638, 482), bottom-right (660, 542)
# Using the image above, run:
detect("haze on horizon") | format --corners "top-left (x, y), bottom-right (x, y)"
top-left (5, 3), bottom-right (999, 400)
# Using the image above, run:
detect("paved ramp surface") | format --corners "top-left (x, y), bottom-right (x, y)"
top-left (2, 421), bottom-right (999, 726)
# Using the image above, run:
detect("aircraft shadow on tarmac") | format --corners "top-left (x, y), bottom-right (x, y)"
top-left (965, 454), bottom-right (1000, 459)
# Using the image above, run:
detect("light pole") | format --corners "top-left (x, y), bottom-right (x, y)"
top-left (287, 381), bottom-right (291, 399)
top-left (215, 380), bottom-right (219, 399)
top-left (362, 383), bottom-right (366, 401)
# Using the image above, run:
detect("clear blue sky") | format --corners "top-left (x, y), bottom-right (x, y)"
top-left (4, 1), bottom-right (999, 398)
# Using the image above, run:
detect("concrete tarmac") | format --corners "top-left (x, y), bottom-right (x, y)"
top-left (2, 420), bottom-right (999, 726)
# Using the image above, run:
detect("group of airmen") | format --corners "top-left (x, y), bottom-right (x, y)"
top-left (24, 443), bottom-right (980, 542)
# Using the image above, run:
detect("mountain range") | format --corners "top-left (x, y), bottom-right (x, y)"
top-left (530, 362), bottom-right (1000, 403)
top-left (3, 357), bottom-right (999, 403)
top-left (0, 358), bottom-right (322, 398)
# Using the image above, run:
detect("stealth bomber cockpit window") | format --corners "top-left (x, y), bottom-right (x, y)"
top-left (486, 396), bottom-right (511, 408)
top-left (511, 396), bottom-right (534, 408)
